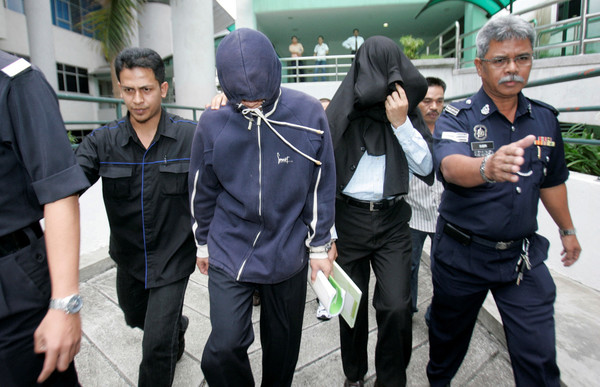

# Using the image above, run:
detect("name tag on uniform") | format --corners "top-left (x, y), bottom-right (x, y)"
top-left (471, 141), bottom-right (495, 157)
top-left (442, 132), bottom-right (469, 143)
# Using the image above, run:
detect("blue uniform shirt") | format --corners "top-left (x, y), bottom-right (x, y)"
top-left (433, 87), bottom-right (568, 241)
top-left (0, 51), bottom-right (89, 236)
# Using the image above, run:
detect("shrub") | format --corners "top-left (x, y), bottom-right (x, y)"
top-left (399, 35), bottom-right (425, 59)
top-left (562, 123), bottom-right (600, 176)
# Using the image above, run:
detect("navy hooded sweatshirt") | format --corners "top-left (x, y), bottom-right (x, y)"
top-left (189, 29), bottom-right (336, 284)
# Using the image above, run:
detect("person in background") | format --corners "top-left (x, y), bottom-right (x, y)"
top-left (76, 47), bottom-right (196, 387)
top-left (289, 35), bottom-right (304, 83)
top-left (342, 28), bottom-right (364, 55)
top-left (427, 15), bottom-right (581, 386)
top-left (313, 35), bottom-right (329, 81)
top-left (406, 76), bottom-right (446, 316)
top-left (191, 28), bottom-right (337, 386)
top-left (326, 36), bottom-right (433, 387)
top-left (0, 49), bottom-right (90, 385)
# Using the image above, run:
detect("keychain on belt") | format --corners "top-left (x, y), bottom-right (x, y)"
top-left (515, 238), bottom-right (531, 285)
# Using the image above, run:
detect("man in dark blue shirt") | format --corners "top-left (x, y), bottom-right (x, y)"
top-left (76, 48), bottom-right (196, 387)
top-left (428, 15), bottom-right (581, 387)
top-left (0, 50), bottom-right (90, 385)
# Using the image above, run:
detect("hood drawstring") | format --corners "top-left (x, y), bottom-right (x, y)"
top-left (239, 92), bottom-right (323, 166)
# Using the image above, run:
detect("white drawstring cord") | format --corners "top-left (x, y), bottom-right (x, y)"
top-left (239, 96), bottom-right (323, 166)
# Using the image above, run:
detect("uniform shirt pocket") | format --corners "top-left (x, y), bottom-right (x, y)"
top-left (99, 164), bottom-right (134, 200)
top-left (159, 161), bottom-right (189, 195)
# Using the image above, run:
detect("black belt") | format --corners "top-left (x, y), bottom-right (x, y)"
top-left (443, 221), bottom-right (520, 251)
top-left (0, 222), bottom-right (43, 257)
top-left (341, 195), bottom-right (404, 211)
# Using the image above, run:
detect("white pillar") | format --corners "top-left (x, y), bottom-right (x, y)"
top-left (236, 0), bottom-right (256, 30)
top-left (138, 2), bottom-right (172, 57)
top-left (23, 0), bottom-right (58, 90)
top-left (170, 0), bottom-right (216, 117)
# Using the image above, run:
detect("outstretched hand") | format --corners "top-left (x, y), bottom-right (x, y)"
top-left (484, 135), bottom-right (536, 183)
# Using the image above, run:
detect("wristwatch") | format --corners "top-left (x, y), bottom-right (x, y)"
top-left (480, 154), bottom-right (497, 184)
top-left (559, 228), bottom-right (576, 237)
top-left (49, 294), bottom-right (83, 314)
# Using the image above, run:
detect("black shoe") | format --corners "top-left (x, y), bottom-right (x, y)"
top-left (344, 379), bottom-right (364, 387)
top-left (177, 315), bottom-right (189, 361)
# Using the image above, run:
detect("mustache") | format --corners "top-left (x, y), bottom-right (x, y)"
top-left (498, 74), bottom-right (525, 84)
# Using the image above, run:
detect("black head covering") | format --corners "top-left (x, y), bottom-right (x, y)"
top-left (327, 36), bottom-right (433, 197)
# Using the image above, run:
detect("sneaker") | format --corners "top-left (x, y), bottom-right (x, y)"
top-left (316, 302), bottom-right (332, 321)
top-left (177, 315), bottom-right (189, 361)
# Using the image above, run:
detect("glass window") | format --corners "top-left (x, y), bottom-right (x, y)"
top-left (50, 0), bottom-right (100, 38)
top-left (5, 0), bottom-right (24, 13)
top-left (56, 62), bottom-right (89, 94)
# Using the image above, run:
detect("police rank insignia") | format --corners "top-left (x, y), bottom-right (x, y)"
top-left (535, 136), bottom-right (555, 147)
top-left (480, 104), bottom-right (490, 115)
top-left (444, 104), bottom-right (460, 116)
top-left (473, 125), bottom-right (488, 141)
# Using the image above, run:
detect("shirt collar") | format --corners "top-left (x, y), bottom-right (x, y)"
top-left (120, 108), bottom-right (173, 147)
top-left (475, 87), bottom-right (533, 121)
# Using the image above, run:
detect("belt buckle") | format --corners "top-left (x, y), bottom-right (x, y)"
top-left (369, 201), bottom-right (376, 211)
top-left (495, 241), bottom-right (510, 250)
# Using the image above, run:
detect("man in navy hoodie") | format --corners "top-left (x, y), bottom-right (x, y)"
top-left (189, 29), bottom-right (337, 386)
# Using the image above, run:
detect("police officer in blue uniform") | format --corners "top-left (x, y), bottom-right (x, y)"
top-left (0, 50), bottom-right (90, 385)
top-left (427, 16), bottom-right (581, 387)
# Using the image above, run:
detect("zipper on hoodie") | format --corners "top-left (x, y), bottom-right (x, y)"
top-left (237, 119), bottom-right (263, 280)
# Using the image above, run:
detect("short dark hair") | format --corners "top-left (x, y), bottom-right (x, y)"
top-left (114, 47), bottom-right (165, 83)
top-left (319, 97), bottom-right (331, 103)
top-left (426, 76), bottom-right (446, 92)
top-left (353, 28), bottom-right (359, 33)
top-left (291, 35), bottom-right (298, 40)
top-left (318, 35), bottom-right (324, 40)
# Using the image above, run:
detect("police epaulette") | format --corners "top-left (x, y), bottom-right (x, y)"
top-left (444, 104), bottom-right (461, 117)
top-left (1, 58), bottom-right (31, 78)
top-left (528, 98), bottom-right (559, 116)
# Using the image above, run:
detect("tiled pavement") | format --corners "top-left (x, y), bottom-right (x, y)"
top-left (75, 248), bottom-right (517, 387)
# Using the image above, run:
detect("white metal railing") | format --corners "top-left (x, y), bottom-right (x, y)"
top-left (280, 54), bottom-right (354, 82)
top-left (419, 0), bottom-right (600, 69)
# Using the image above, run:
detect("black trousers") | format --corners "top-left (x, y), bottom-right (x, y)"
top-left (335, 198), bottom-right (413, 386)
top-left (116, 268), bottom-right (189, 387)
top-left (202, 264), bottom-right (307, 387)
top-left (0, 228), bottom-right (79, 386)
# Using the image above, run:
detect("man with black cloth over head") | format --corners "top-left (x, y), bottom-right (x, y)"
top-left (326, 36), bottom-right (434, 386)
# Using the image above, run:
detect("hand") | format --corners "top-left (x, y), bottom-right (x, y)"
top-left (484, 135), bottom-right (535, 183)
top-left (205, 93), bottom-right (228, 110)
top-left (385, 83), bottom-right (409, 128)
top-left (310, 258), bottom-right (333, 282)
top-left (328, 242), bottom-right (338, 262)
top-left (560, 234), bottom-right (581, 267)
top-left (196, 257), bottom-right (209, 275)
top-left (33, 309), bottom-right (81, 383)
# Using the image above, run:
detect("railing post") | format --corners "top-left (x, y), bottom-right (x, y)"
top-left (455, 21), bottom-right (461, 69)
top-left (580, 0), bottom-right (588, 55)
top-left (439, 35), bottom-right (443, 56)
top-left (116, 101), bottom-right (122, 119)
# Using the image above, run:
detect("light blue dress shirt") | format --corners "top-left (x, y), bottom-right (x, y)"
top-left (342, 116), bottom-right (433, 201)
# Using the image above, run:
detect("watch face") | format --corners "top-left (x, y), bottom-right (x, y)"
top-left (66, 295), bottom-right (83, 313)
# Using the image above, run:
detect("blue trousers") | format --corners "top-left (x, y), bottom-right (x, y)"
top-left (116, 268), bottom-right (189, 387)
top-left (0, 228), bottom-right (79, 386)
top-left (313, 60), bottom-right (327, 81)
top-left (409, 228), bottom-right (434, 313)
top-left (201, 264), bottom-right (307, 387)
top-left (427, 222), bottom-right (560, 387)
